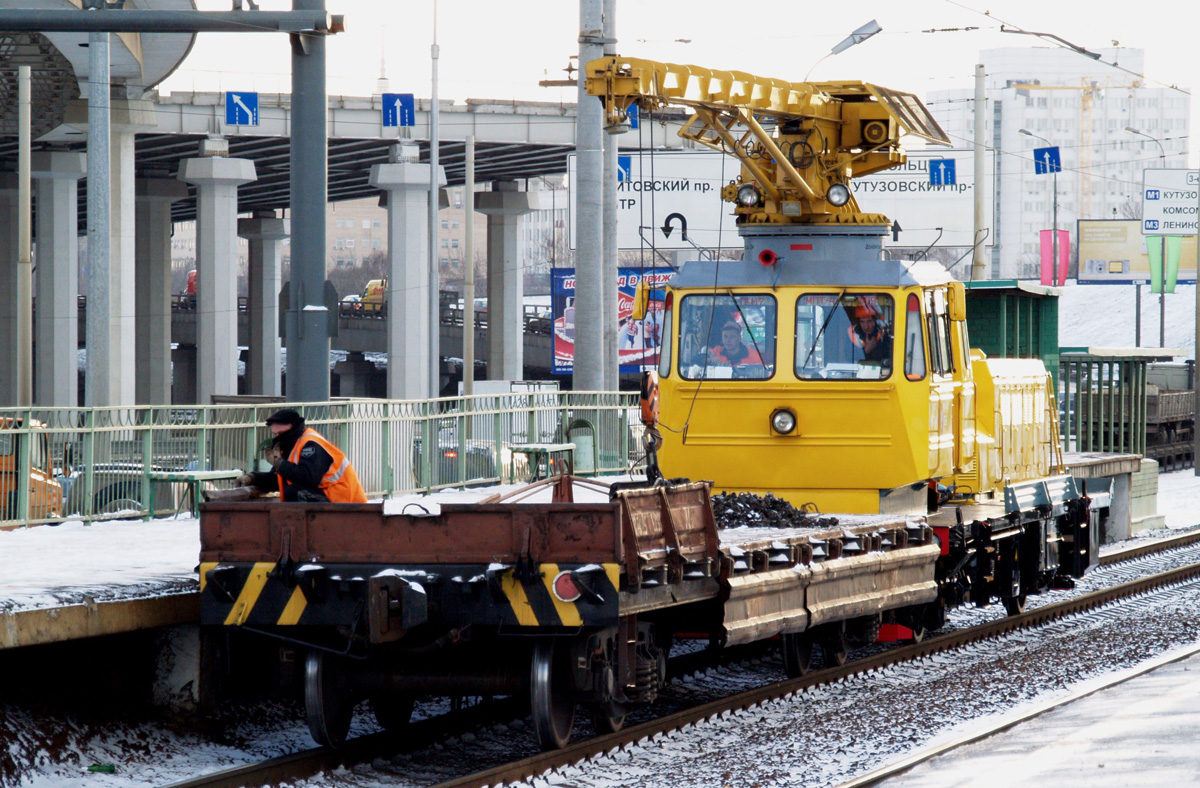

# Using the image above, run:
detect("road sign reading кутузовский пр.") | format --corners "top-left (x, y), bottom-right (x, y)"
top-left (1142, 169), bottom-right (1199, 236)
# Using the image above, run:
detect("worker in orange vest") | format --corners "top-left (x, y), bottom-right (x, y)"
top-left (240, 408), bottom-right (367, 503)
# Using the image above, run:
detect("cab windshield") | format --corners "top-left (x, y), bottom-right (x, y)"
top-left (795, 293), bottom-right (895, 380)
top-left (678, 294), bottom-right (776, 380)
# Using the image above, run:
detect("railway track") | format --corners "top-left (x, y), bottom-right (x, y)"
top-left (162, 530), bottom-right (1200, 788)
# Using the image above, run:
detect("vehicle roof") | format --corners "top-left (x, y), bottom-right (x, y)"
top-left (670, 256), bottom-right (955, 290)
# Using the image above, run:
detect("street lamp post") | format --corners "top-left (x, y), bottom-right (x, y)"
top-left (1019, 129), bottom-right (1059, 286)
top-left (1125, 126), bottom-right (1168, 346)
top-left (1125, 126), bottom-right (1166, 161)
top-left (804, 19), bottom-right (882, 80)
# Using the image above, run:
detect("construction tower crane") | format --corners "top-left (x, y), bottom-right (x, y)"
top-left (585, 56), bottom-right (950, 227)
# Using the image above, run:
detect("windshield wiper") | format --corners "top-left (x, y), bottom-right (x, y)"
top-left (800, 289), bottom-right (845, 371)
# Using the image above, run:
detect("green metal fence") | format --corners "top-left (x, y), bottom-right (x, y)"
top-left (1058, 354), bottom-right (1147, 456)
top-left (0, 391), bottom-right (639, 528)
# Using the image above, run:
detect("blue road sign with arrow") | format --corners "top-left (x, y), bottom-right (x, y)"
top-left (929, 159), bottom-right (956, 186)
top-left (382, 93), bottom-right (415, 127)
top-left (1033, 146), bottom-right (1061, 174)
top-left (225, 92), bottom-right (258, 126)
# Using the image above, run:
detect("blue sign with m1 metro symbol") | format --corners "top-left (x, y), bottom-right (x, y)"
top-left (382, 93), bottom-right (415, 127)
top-left (1033, 146), bottom-right (1061, 175)
top-left (225, 92), bottom-right (258, 126)
top-left (929, 159), bottom-right (956, 186)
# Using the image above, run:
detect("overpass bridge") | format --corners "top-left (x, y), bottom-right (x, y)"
top-left (4, 87), bottom-right (687, 408)
top-left (52, 296), bottom-right (557, 399)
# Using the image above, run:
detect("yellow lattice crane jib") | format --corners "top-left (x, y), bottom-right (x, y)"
top-left (585, 56), bottom-right (950, 227)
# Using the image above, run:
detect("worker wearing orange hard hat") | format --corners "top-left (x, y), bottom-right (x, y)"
top-left (848, 304), bottom-right (892, 365)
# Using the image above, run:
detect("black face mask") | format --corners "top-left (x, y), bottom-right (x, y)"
top-left (272, 421), bottom-right (307, 456)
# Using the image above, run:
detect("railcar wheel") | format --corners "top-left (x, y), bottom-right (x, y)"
top-left (304, 651), bottom-right (356, 749)
top-left (816, 623), bottom-right (848, 668)
top-left (370, 693), bottom-right (415, 731)
top-left (781, 632), bottom-right (813, 677)
top-left (1003, 594), bottom-right (1027, 616)
top-left (590, 703), bottom-right (626, 735)
top-left (531, 640), bottom-right (577, 750)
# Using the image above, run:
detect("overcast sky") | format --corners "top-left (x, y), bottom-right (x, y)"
top-left (161, 0), bottom-right (1197, 166)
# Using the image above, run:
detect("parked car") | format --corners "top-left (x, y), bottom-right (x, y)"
top-left (411, 422), bottom-right (497, 487)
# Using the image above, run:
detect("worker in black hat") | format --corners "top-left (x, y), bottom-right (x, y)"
top-left (239, 408), bottom-right (368, 503)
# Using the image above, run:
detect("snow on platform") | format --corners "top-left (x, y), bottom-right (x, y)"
top-left (874, 644), bottom-right (1200, 788)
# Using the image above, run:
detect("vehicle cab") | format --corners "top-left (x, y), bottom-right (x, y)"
top-left (1, 418), bottom-right (65, 526)
top-left (654, 228), bottom-right (977, 516)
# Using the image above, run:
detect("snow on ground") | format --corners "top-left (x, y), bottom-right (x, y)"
top-left (1152, 469), bottom-right (1200, 528)
top-left (0, 517), bottom-right (199, 613)
top-left (1057, 281), bottom-right (1195, 356)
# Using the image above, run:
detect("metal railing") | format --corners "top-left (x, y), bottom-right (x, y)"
top-left (1058, 354), bottom-right (1147, 456)
top-left (0, 391), bottom-right (639, 528)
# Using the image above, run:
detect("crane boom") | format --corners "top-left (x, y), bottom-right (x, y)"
top-left (585, 56), bottom-right (950, 226)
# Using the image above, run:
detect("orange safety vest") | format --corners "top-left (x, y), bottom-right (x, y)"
top-left (278, 428), bottom-right (367, 503)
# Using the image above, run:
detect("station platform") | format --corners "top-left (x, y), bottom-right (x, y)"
top-left (875, 645), bottom-right (1200, 787)
top-left (0, 518), bottom-right (199, 650)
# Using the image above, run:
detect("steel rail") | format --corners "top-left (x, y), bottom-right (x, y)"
top-left (426, 559), bottom-right (1200, 788)
top-left (158, 697), bottom-right (527, 788)
top-left (1098, 526), bottom-right (1200, 565)
top-left (167, 556), bottom-right (1200, 788)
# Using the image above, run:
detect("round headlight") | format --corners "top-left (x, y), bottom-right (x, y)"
top-left (736, 184), bottom-right (762, 207)
top-left (771, 409), bottom-right (797, 435)
top-left (826, 183), bottom-right (851, 207)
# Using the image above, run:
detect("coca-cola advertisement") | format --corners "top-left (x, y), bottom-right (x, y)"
top-left (551, 267), bottom-right (672, 375)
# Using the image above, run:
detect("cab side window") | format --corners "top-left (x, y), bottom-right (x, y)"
top-left (924, 290), bottom-right (954, 376)
top-left (904, 293), bottom-right (927, 381)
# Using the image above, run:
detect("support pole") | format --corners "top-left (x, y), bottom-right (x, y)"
top-left (287, 0), bottom-right (331, 402)
top-left (85, 31), bottom-right (110, 407)
top-left (1135, 284), bottom-right (1142, 347)
top-left (429, 4), bottom-right (441, 398)
top-left (1194, 172), bottom-right (1200, 476)
top-left (17, 66), bottom-right (31, 406)
top-left (1051, 169), bottom-right (1059, 288)
top-left (464, 134), bottom-right (475, 396)
top-left (573, 0), bottom-right (604, 392)
top-left (970, 63), bottom-right (987, 282)
top-left (601, 0), bottom-right (618, 389)
top-left (1160, 292), bottom-right (1166, 347)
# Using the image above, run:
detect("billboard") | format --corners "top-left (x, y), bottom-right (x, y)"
top-left (550, 267), bottom-right (674, 375)
top-left (1141, 169), bottom-right (1199, 236)
top-left (1076, 219), bottom-right (1198, 285)
top-left (568, 151), bottom-right (732, 252)
top-left (851, 148), bottom-right (996, 249)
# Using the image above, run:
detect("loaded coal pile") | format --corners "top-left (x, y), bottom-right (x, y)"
top-left (711, 492), bottom-right (839, 530)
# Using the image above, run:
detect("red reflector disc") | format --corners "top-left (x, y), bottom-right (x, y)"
top-left (552, 571), bottom-right (581, 603)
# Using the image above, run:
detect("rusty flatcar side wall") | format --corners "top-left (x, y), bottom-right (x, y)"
top-left (617, 483), bottom-right (720, 589)
top-left (199, 501), bottom-right (623, 565)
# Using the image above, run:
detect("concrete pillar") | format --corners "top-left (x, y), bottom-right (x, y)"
top-left (369, 151), bottom-right (446, 401)
top-left (179, 145), bottom-right (256, 405)
top-left (334, 351), bottom-right (375, 398)
top-left (237, 211), bottom-right (288, 396)
top-left (63, 96), bottom-right (155, 407)
top-left (135, 178), bottom-right (188, 405)
top-left (31, 153), bottom-right (86, 408)
top-left (171, 344), bottom-right (197, 405)
top-left (476, 182), bottom-right (539, 382)
top-left (0, 175), bottom-right (21, 406)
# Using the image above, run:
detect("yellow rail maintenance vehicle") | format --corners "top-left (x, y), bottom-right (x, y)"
top-left (589, 56), bottom-right (1093, 615)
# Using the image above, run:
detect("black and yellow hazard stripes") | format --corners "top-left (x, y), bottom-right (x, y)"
top-left (199, 561), bottom-right (623, 630)
top-left (200, 561), bottom-right (324, 627)
top-left (496, 562), bottom-right (622, 628)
